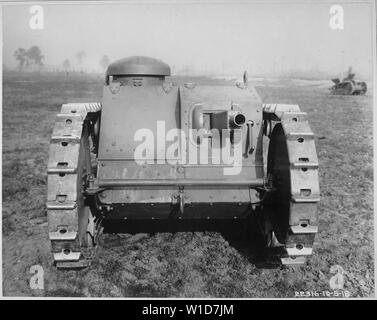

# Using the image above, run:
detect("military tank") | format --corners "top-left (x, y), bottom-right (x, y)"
top-left (47, 56), bottom-right (320, 269)
top-left (331, 67), bottom-right (367, 95)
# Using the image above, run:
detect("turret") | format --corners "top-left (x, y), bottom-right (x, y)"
top-left (105, 56), bottom-right (170, 86)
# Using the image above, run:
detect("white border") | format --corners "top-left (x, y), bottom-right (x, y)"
top-left (0, 0), bottom-right (375, 300)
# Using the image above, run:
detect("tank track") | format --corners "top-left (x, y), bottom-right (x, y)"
top-left (262, 104), bottom-right (320, 265)
top-left (47, 103), bottom-right (101, 269)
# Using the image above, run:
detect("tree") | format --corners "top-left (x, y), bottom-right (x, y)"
top-left (99, 55), bottom-right (110, 70)
top-left (76, 51), bottom-right (86, 72)
top-left (26, 46), bottom-right (44, 70)
top-left (14, 48), bottom-right (28, 70)
top-left (63, 59), bottom-right (71, 75)
top-left (14, 45), bottom-right (44, 72)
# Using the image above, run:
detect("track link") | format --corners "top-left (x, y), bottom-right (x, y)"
top-left (263, 104), bottom-right (320, 265)
top-left (47, 103), bottom-right (101, 269)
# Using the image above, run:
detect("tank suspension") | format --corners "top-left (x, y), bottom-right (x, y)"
top-left (47, 103), bottom-right (102, 269)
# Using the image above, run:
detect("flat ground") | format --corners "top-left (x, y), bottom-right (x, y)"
top-left (2, 72), bottom-right (374, 297)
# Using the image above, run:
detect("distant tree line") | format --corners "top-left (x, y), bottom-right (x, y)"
top-left (99, 55), bottom-right (110, 70)
top-left (62, 54), bottom-right (111, 75)
top-left (14, 46), bottom-right (44, 71)
top-left (14, 46), bottom-right (111, 74)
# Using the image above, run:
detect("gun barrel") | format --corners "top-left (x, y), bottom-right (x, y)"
top-left (228, 111), bottom-right (246, 128)
top-left (211, 110), bottom-right (246, 130)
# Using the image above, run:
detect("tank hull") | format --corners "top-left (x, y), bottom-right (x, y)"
top-left (96, 82), bottom-right (264, 217)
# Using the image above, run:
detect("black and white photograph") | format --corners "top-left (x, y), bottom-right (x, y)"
top-left (1, 0), bottom-right (375, 300)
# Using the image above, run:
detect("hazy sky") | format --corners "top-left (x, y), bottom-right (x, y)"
top-left (2, 1), bottom-right (375, 78)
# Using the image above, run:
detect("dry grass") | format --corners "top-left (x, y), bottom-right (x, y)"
top-left (2, 72), bottom-right (374, 297)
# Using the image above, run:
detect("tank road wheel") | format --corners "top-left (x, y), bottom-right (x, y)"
top-left (47, 103), bottom-right (101, 269)
top-left (262, 104), bottom-right (320, 265)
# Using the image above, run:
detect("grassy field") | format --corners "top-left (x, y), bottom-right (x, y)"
top-left (2, 72), bottom-right (374, 297)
